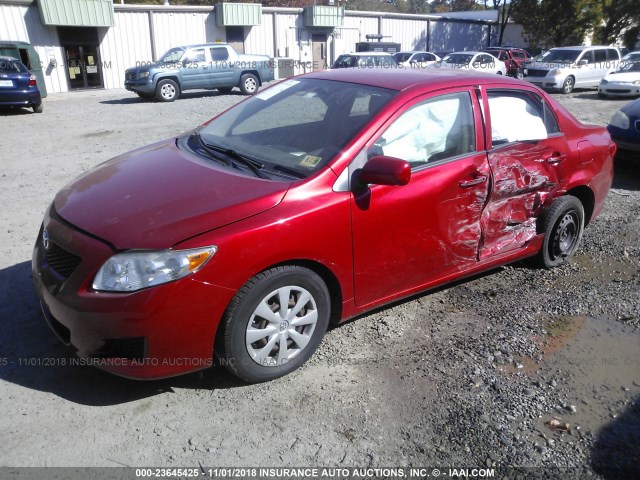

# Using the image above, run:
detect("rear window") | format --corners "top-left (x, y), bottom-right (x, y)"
top-left (0, 59), bottom-right (25, 73)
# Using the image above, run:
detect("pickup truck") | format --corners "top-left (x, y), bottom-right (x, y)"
top-left (124, 43), bottom-right (274, 102)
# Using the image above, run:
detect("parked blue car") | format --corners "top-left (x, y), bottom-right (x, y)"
top-left (0, 56), bottom-right (42, 113)
top-left (607, 97), bottom-right (640, 157)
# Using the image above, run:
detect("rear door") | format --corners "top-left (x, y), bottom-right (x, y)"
top-left (478, 87), bottom-right (570, 259)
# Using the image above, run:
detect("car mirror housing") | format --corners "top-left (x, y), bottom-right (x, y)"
top-left (358, 155), bottom-right (411, 187)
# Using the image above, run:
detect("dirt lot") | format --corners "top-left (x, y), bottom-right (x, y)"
top-left (0, 84), bottom-right (638, 478)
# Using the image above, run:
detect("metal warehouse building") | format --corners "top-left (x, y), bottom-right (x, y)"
top-left (0, 0), bottom-right (526, 95)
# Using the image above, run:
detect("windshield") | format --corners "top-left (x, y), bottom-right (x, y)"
top-left (332, 55), bottom-right (397, 68)
top-left (619, 61), bottom-right (640, 73)
top-left (538, 49), bottom-right (581, 63)
top-left (197, 78), bottom-right (397, 179)
top-left (443, 53), bottom-right (474, 64)
top-left (393, 53), bottom-right (412, 63)
top-left (159, 47), bottom-right (185, 63)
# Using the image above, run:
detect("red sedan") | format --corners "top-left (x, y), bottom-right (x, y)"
top-left (32, 69), bottom-right (614, 383)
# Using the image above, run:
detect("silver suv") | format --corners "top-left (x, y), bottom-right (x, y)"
top-left (522, 46), bottom-right (621, 94)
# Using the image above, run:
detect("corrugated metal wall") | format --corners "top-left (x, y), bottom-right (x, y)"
top-left (0, 3), bottom-right (67, 93)
top-left (245, 12), bottom-right (275, 58)
top-left (382, 18), bottom-right (429, 51)
top-left (0, 2), bottom-right (528, 94)
top-left (151, 11), bottom-right (209, 59)
top-left (99, 11), bottom-right (152, 90)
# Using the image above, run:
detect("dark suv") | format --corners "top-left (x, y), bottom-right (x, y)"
top-left (482, 48), bottom-right (531, 77)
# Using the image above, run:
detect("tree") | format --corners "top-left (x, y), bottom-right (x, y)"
top-left (512, 0), bottom-right (601, 49)
top-left (481, 1), bottom-right (520, 46)
top-left (594, 0), bottom-right (640, 46)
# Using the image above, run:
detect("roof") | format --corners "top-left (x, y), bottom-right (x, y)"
top-left (549, 45), bottom-right (618, 51)
top-left (339, 52), bottom-right (394, 56)
top-left (304, 67), bottom-right (524, 92)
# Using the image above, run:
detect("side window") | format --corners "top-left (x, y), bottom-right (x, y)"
top-left (499, 52), bottom-right (508, 61)
top-left (210, 47), bottom-right (229, 62)
top-left (487, 90), bottom-right (559, 145)
top-left (594, 49), bottom-right (607, 63)
top-left (367, 91), bottom-right (476, 167)
top-left (185, 48), bottom-right (205, 63)
top-left (581, 51), bottom-right (595, 64)
top-left (606, 48), bottom-right (619, 61)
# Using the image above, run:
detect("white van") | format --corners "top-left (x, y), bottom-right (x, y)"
top-left (522, 46), bottom-right (621, 94)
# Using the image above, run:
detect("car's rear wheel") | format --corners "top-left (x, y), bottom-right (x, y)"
top-left (216, 265), bottom-right (330, 383)
top-left (33, 103), bottom-right (43, 113)
top-left (217, 87), bottom-right (233, 94)
top-left (239, 73), bottom-right (259, 95)
top-left (155, 79), bottom-right (180, 102)
top-left (536, 195), bottom-right (584, 268)
top-left (561, 76), bottom-right (575, 94)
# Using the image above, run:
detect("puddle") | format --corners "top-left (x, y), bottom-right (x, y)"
top-left (536, 315), bottom-right (640, 434)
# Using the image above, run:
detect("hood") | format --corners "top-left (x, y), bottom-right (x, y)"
top-left (604, 71), bottom-right (640, 83)
top-left (54, 139), bottom-right (290, 250)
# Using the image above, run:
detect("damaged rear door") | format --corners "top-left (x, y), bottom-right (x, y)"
top-left (478, 87), bottom-right (571, 259)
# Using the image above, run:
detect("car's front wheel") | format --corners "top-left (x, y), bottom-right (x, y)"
top-left (216, 265), bottom-right (330, 383)
top-left (32, 103), bottom-right (43, 113)
top-left (155, 79), bottom-right (180, 102)
top-left (239, 73), bottom-right (259, 95)
top-left (536, 195), bottom-right (584, 268)
top-left (561, 76), bottom-right (575, 94)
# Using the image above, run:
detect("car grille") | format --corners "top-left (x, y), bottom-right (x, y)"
top-left (46, 242), bottom-right (82, 279)
top-left (606, 89), bottom-right (632, 93)
top-left (526, 69), bottom-right (548, 77)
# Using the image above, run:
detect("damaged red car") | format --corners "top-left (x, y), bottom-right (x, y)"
top-left (33, 69), bottom-right (614, 383)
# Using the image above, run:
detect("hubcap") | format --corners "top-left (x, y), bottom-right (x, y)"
top-left (161, 84), bottom-right (175, 99)
top-left (246, 286), bottom-right (318, 367)
top-left (245, 78), bottom-right (257, 93)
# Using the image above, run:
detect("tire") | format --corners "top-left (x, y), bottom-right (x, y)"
top-left (217, 87), bottom-right (233, 94)
top-left (496, 71), bottom-right (503, 75)
top-left (516, 71), bottom-right (524, 80)
top-left (561, 76), bottom-right (575, 94)
top-left (155, 79), bottom-right (180, 102)
top-left (238, 73), bottom-right (259, 95)
top-left (216, 265), bottom-right (330, 383)
top-left (33, 103), bottom-right (43, 113)
top-left (536, 195), bottom-right (584, 268)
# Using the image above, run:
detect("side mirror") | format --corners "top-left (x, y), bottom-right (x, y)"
top-left (358, 156), bottom-right (411, 187)
top-left (578, 59), bottom-right (588, 66)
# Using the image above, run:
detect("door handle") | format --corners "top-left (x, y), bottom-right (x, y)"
top-left (459, 175), bottom-right (487, 188)
top-left (543, 152), bottom-right (567, 164)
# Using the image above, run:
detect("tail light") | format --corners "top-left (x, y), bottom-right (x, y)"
top-left (28, 75), bottom-right (37, 87)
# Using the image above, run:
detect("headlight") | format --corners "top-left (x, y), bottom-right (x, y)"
top-left (633, 80), bottom-right (640, 85)
top-left (93, 246), bottom-right (217, 292)
top-left (138, 71), bottom-right (150, 79)
top-left (549, 69), bottom-right (562, 76)
top-left (609, 110), bottom-right (630, 130)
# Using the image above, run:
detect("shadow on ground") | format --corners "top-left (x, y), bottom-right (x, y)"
top-left (0, 261), bottom-right (246, 407)
top-left (612, 155), bottom-right (640, 191)
top-left (100, 89), bottom-right (242, 105)
top-left (591, 395), bottom-right (640, 478)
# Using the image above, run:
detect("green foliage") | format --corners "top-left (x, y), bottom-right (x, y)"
top-left (594, 0), bottom-right (640, 46)
top-left (512, 0), bottom-right (601, 48)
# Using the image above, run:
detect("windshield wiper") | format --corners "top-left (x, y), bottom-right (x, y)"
top-left (192, 133), bottom-right (268, 179)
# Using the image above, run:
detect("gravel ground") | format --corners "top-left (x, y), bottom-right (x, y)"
top-left (0, 83), bottom-right (638, 479)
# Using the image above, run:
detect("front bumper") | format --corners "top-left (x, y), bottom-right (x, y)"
top-left (525, 75), bottom-right (563, 90)
top-left (32, 206), bottom-right (235, 379)
top-left (598, 83), bottom-right (640, 97)
top-left (124, 78), bottom-right (155, 94)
